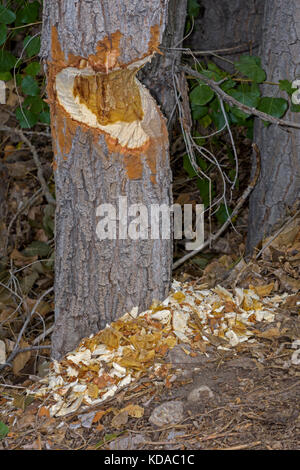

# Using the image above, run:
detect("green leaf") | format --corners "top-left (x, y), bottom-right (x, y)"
top-left (17, 1), bottom-right (40, 24)
top-left (235, 55), bottom-right (266, 83)
top-left (39, 110), bottom-right (50, 125)
top-left (188, 0), bottom-right (200, 17)
top-left (216, 204), bottom-right (232, 225)
top-left (257, 97), bottom-right (288, 118)
top-left (23, 241), bottom-right (51, 258)
top-left (200, 68), bottom-right (223, 83)
top-left (291, 103), bottom-right (300, 113)
top-left (24, 61), bottom-right (40, 76)
top-left (15, 107), bottom-right (38, 128)
top-left (0, 71), bottom-right (12, 81)
top-left (191, 104), bottom-right (208, 121)
top-left (183, 154), bottom-right (197, 178)
top-left (0, 6), bottom-right (16, 24)
top-left (0, 23), bottom-right (7, 46)
top-left (279, 79), bottom-right (294, 96)
top-left (199, 114), bottom-right (212, 128)
top-left (228, 83), bottom-right (260, 120)
top-left (207, 62), bottom-right (224, 76)
top-left (24, 96), bottom-right (44, 113)
top-left (0, 421), bottom-right (9, 439)
top-left (21, 75), bottom-right (40, 96)
top-left (211, 110), bottom-right (225, 130)
top-left (197, 178), bottom-right (214, 207)
top-left (190, 82), bottom-right (215, 106)
top-left (0, 50), bottom-right (17, 72)
top-left (24, 36), bottom-right (41, 58)
top-left (229, 84), bottom-right (260, 106)
top-left (221, 79), bottom-right (236, 92)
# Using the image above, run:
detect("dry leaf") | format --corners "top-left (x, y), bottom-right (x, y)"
top-left (38, 406), bottom-right (50, 419)
top-left (111, 410), bottom-right (129, 429)
top-left (256, 327), bottom-right (281, 339)
top-left (87, 383), bottom-right (99, 399)
top-left (13, 340), bottom-right (31, 375)
top-left (252, 283), bottom-right (274, 298)
top-left (92, 410), bottom-right (106, 423)
top-left (122, 404), bottom-right (144, 418)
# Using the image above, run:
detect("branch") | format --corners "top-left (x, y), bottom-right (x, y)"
top-left (181, 65), bottom-right (300, 131)
top-left (173, 144), bottom-right (261, 270)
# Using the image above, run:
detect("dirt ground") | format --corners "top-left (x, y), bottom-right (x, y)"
top-left (0, 299), bottom-right (299, 451)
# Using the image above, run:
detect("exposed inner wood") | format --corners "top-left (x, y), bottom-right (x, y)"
top-left (73, 69), bottom-right (144, 126)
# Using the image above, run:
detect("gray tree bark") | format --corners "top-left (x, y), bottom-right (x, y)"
top-left (41, 0), bottom-right (173, 360)
top-left (139, 0), bottom-right (188, 127)
top-left (246, 0), bottom-right (300, 253)
top-left (189, 0), bottom-right (264, 70)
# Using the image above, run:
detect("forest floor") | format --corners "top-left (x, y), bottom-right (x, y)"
top-left (0, 113), bottom-right (299, 450)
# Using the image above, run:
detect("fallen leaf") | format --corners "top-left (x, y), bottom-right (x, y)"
top-left (256, 327), bottom-right (281, 339)
top-left (111, 410), bottom-right (129, 429)
top-left (92, 410), bottom-right (106, 423)
top-left (38, 406), bottom-right (50, 419)
top-left (13, 340), bottom-right (31, 375)
top-left (122, 404), bottom-right (144, 418)
top-left (252, 283), bottom-right (274, 298)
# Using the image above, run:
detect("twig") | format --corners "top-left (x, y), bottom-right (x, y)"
top-left (0, 124), bottom-right (55, 205)
top-left (211, 441), bottom-right (261, 450)
top-left (181, 65), bottom-right (300, 131)
top-left (173, 144), bottom-right (261, 270)
top-left (0, 287), bottom-right (54, 372)
top-left (162, 42), bottom-right (259, 57)
top-left (33, 325), bottom-right (55, 345)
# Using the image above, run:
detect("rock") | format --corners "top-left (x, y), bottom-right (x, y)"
top-left (109, 433), bottom-right (146, 450)
top-left (149, 401), bottom-right (184, 427)
top-left (187, 385), bottom-right (214, 403)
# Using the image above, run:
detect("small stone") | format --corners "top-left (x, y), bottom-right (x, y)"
top-left (109, 433), bottom-right (145, 450)
top-left (187, 385), bottom-right (214, 403)
top-left (149, 401), bottom-right (184, 427)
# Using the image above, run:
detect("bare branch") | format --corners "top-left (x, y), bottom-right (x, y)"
top-left (181, 65), bottom-right (300, 131)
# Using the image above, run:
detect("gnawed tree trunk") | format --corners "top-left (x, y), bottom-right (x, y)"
top-left (41, 1), bottom-right (172, 359)
top-left (246, 0), bottom-right (300, 253)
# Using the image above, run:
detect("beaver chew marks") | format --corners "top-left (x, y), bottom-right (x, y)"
top-left (73, 69), bottom-right (144, 126)
top-left (55, 66), bottom-right (155, 149)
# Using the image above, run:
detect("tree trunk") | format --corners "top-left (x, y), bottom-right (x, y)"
top-left (41, 0), bottom-right (172, 360)
top-left (139, 0), bottom-right (188, 127)
top-left (246, 0), bottom-right (300, 254)
top-left (189, 0), bottom-right (264, 71)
